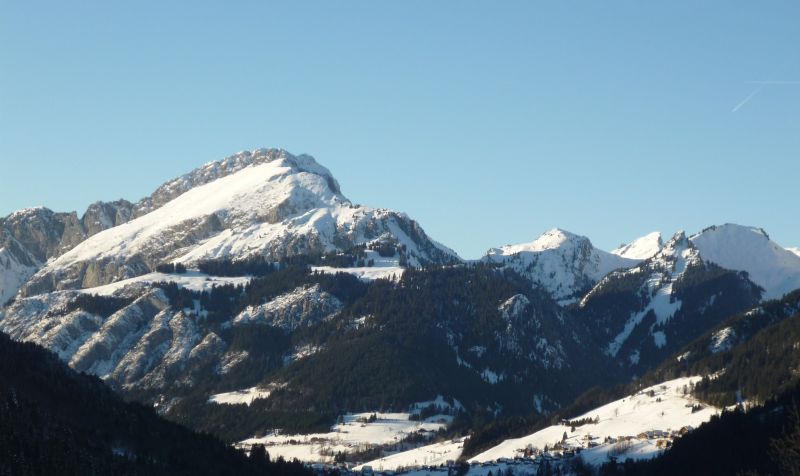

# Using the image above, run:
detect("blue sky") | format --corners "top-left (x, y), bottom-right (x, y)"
top-left (1, 1), bottom-right (798, 258)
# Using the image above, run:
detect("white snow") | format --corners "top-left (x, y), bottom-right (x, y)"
top-left (469, 376), bottom-right (718, 464)
top-left (612, 232), bottom-right (663, 260)
top-left (789, 247), bottom-right (800, 258)
top-left (77, 271), bottom-right (252, 296)
top-left (209, 385), bottom-right (274, 405)
top-left (603, 233), bottom-right (696, 357)
top-left (312, 266), bottom-right (405, 281)
top-left (690, 224), bottom-right (800, 299)
top-left (709, 327), bottom-right (736, 354)
top-left (238, 411), bottom-right (449, 464)
top-left (356, 438), bottom-right (466, 471)
top-left (606, 274), bottom-right (682, 357)
top-left (484, 229), bottom-right (638, 301)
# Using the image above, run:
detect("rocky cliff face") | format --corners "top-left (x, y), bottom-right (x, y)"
top-left (0, 206), bottom-right (124, 303)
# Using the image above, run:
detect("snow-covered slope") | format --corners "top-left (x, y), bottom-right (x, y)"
top-left (602, 232), bottom-right (697, 359)
top-left (20, 149), bottom-right (458, 296)
top-left (612, 232), bottom-right (663, 260)
top-left (788, 247), bottom-right (800, 258)
top-left (483, 229), bottom-right (639, 302)
top-left (238, 410), bottom-right (451, 464)
top-left (470, 376), bottom-right (718, 464)
top-left (209, 385), bottom-right (275, 405)
top-left (690, 224), bottom-right (800, 299)
top-left (356, 438), bottom-right (465, 471)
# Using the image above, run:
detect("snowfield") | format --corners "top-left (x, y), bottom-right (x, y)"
top-left (356, 438), bottom-right (466, 471)
top-left (209, 385), bottom-right (274, 405)
top-left (312, 266), bottom-right (405, 281)
top-left (78, 271), bottom-right (252, 296)
top-left (238, 410), bottom-right (452, 464)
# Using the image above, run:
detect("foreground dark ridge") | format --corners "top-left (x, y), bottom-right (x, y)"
top-left (0, 331), bottom-right (311, 476)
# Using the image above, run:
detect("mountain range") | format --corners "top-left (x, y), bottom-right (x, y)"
top-left (3, 148), bottom-right (800, 473)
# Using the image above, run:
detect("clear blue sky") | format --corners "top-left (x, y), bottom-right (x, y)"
top-left (1, 1), bottom-right (799, 258)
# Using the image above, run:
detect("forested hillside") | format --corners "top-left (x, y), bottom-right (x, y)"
top-left (0, 331), bottom-right (310, 476)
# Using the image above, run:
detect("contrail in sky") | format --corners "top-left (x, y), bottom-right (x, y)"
top-left (732, 80), bottom-right (799, 113)
top-left (732, 84), bottom-right (766, 113)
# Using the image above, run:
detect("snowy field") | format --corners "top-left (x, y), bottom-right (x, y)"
top-left (208, 385), bottom-right (274, 405)
top-left (313, 250), bottom-right (406, 281)
top-left (238, 411), bottom-right (452, 463)
top-left (312, 265), bottom-right (404, 282)
top-left (355, 438), bottom-right (466, 471)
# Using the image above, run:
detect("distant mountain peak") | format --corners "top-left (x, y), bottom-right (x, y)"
top-left (134, 148), bottom-right (344, 217)
top-left (612, 231), bottom-right (663, 260)
top-left (489, 228), bottom-right (587, 255)
top-left (689, 223), bottom-right (800, 299)
top-left (484, 228), bottom-right (638, 302)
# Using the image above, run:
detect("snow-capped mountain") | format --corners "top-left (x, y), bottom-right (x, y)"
top-left (579, 230), bottom-right (763, 372)
top-left (19, 149), bottom-right (459, 296)
top-left (611, 231), bottom-right (663, 260)
top-left (483, 229), bottom-right (639, 302)
top-left (3, 144), bottom-right (800, 466)
top-left (690, 224), bottom-right (800, 300)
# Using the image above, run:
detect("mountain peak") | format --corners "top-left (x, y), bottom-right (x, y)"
top-left (485, 228), bottom-right (637, 302)
top-left (490, 228), bottom-right (587, 256)
top-left (135, 148), bottom-right (343, 217)
top-left (19, 149), bottom-right (458, 295)
top-left (612, 231), bottom-right (663, 260)
top-left (689, 224), bottom-right (800, 299)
